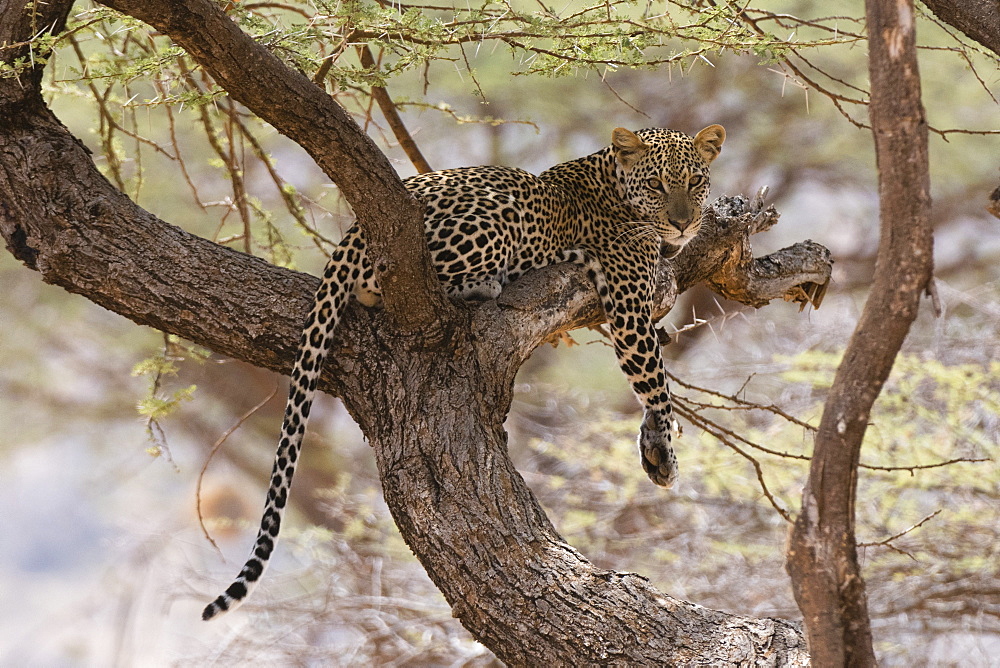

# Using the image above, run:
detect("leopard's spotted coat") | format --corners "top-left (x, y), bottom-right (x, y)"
top-left (203, 125), bottom-right (726, 620)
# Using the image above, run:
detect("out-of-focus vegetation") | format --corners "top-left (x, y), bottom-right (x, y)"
top-left (1, 0), bottom-right (998, 665)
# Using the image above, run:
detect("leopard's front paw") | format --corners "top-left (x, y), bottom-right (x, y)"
top-left (638, 410), bottom-right (678, 488)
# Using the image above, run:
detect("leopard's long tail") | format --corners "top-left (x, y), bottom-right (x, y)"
top-left (202, 245), bottom-right (356, 620)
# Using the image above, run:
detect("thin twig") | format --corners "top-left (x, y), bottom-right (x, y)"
top-left (858, 509), bottom-right (942, 550)
top-left (677, 402), bottom-right (794, 522)
top-left (196, 383), bottom-right (280, 557)
top-left (357, 45), bottom-right (433, 174)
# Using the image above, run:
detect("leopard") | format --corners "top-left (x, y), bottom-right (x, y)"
top-left (202, 124), bottom-right (726, 620)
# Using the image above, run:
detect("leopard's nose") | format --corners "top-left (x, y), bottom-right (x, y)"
top-left (669, 217), bottom-right (691, 231)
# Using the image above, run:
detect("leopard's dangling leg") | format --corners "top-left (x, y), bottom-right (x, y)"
top-left (202, 235), bottom-right (363, 620)
top-left (637, 402), bottom-right (679, 488)
top-left (576, 242), bottom-right (679, 488)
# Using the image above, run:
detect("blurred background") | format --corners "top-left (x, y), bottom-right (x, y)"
top-left (1, 0), bottom-right (998, 665)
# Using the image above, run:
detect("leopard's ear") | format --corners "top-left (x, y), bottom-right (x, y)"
top-left (693, 124), bottom-right (726, 164)
top-left (611, 127), bottom-right (648, 169)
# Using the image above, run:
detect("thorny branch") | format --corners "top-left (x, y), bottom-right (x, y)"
top-left (703, 1), bottom-right (1000, 137)
top-left (12, 0), bottom-right (1000, 139)
top-left (667, 370), bottom-right (989, 470)
top-left (675, 398), bottom-right (795, 521)
top-left (858, 510), bottom-right (941, 556)
top-left (647, 365), bottom-right (989, 521)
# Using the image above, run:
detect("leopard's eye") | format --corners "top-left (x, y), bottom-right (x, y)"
top-left (689, 174), bottom-right (705, 188)
top-left (646, 177), bottom-right (662, 190)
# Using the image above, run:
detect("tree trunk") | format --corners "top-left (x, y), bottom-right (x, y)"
top-left (785, 0), bottom-right (934, 665)
top-left (1, 0), bottom-right (833, 663)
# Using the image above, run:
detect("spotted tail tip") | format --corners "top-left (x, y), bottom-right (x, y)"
top-left (201, 581), bottom-right (248, 621)
top-left (202, 599), bottom-right (225, 621)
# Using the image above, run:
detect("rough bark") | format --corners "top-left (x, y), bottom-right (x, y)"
top-left (0, 103), bottom-right (820, 663)
top-left (785, 0), bottom-right (934, 665)
top-left (919, 0), bottom-right (1000, 57)
top-left (1, 1), bottom-right (831, 664)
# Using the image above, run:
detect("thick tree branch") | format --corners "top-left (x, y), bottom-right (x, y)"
top-left (98, 0), bottom-right (446, 332)
top-left (2, 2), bottom-right (828, 662)
top-left (0, 86), bottom-right (825, 668)
top-left (786, 0), bottom-right (933, 665)
top-left (694, 195), bottom-right (830, 309)
top-left (919, 0), bottom-right (1000, 56)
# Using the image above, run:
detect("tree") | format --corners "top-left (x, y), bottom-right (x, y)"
top-left (783, 0), bottom-right (999, 662)
top-left (1, 0), bottom-right (828, 663)
top-left (1, 0), bottom-right (997, 664)
top-left (785, 0), bottom-right (931, 664)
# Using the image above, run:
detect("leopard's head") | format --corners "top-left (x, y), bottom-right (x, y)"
top-left (611, 125), bottom-right (725, 248)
